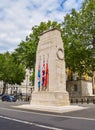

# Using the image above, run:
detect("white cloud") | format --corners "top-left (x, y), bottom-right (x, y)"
top-left (63, 0), bottom-right (84, 11)
top-left (0, 0), bottom-right (84, 53)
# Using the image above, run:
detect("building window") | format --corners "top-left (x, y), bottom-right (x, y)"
top-left (74, 84), bottom-right (78, 91)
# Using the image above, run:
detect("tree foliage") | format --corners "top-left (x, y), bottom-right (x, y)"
top-left (62, 0), bottom-right (95, 77)
top-left (0, 52), bottom-right (26, 94)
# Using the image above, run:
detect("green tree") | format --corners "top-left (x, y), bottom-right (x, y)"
top-left (62, 0), bottom-right (95, 78)
top-left (0, 52), bottom-right (26, 94)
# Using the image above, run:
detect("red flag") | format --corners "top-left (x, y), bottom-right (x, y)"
top-left (45, 62), bottom-right (48, 87)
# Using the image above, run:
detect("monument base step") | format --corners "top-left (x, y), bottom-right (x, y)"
top-left (13, 104), bottom-right (87, 113)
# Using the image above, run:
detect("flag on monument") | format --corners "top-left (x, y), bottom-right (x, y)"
top-left (38, 64), bottom-right (40, 89)
top-left (45, 61), bottom-right (48, 87)
top-left (42, 60), bottom-right (45, 88)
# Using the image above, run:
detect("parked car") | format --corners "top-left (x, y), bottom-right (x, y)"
top-left (1, 95), bottom-right (17, 102)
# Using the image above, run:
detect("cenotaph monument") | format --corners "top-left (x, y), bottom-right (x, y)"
top-left (15, 28), bottom-right (85, 113)
top-left (30, 28), bottom-right (70, 107)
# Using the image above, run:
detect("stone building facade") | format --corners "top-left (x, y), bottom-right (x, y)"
top-left (66, 80), bottom-right (92, 98)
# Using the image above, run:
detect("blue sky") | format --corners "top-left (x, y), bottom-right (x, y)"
top-left (0, 0), bottom-right (84, 53)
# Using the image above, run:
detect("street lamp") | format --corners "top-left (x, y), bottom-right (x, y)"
top-left (92, 36), bottom-right (95, 94)
top-left (26, 74), bottom-right (28, 101)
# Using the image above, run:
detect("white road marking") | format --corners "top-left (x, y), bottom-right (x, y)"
top-left (0, 107), bottom-right (95, 121)
top-left (0, 115), bottom-right (63, 130)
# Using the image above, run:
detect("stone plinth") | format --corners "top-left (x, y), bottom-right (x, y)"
top-left (31, 91), bottom-right (69, 106)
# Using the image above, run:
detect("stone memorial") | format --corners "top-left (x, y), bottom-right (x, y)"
top-left (30, 28), bottom-right (70, 107)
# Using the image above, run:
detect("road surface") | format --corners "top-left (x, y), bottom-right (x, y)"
top-left (0, 101), bottom-right (95, 130)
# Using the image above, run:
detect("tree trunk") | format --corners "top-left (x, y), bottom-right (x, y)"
top-left (92, 72), bottom-right (95, 94)
top-left (2, 82), bottom-right (7, 95)
top-left (92, 36), bottom-right (95, 94)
